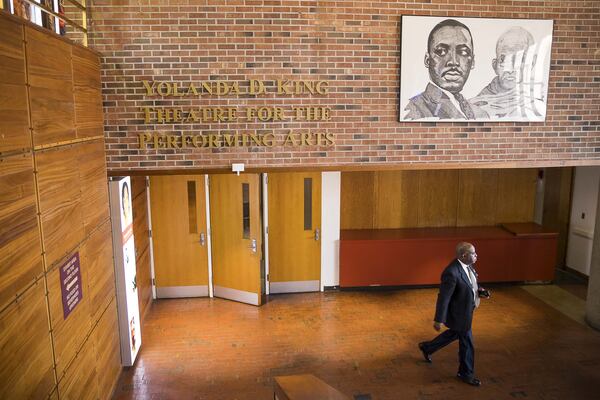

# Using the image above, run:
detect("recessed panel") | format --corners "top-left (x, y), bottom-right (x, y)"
top-left (0, 154), bottom-right (43, 309)
top-left (417, 170), bottom-right (459, 227)
top-left (93, 300), bottom-right (121, 400)
top-left (341, 171), bottom-right (375, 230)
top-left (36, 146), bottom-right (84, 268)
top-left (47, 252), bottom-right (92, 378)
top-left (72, 47), bottom-right (103, 139)
top-left (78, 140), bottom-right (110, 235)
top-left (58, 335), bottom-right (99, 400)
top-left (26, 27), bottom-right (76, 146)
top-left (496, 169), bottom-right (537, 223)
top-left (374, 170), bottom-right (420, 229)
top-left (80, 220), bottom-right (115, 324)
top-left (457, 169), bottom-right (499, 226)
top-left (0, 282), bottom-right (55, 399)
top-left (0, 17), bottom-right (29, 154)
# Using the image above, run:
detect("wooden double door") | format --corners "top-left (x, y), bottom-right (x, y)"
top-left (151, 174), bottom-right (263, 305)
top-left (149, 172), bottom-right (321, 306)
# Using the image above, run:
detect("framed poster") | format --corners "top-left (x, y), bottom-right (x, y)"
top-left (109, 176), bottom-right (142, 367)
top-left (399, 16), bottom-right (553, 122)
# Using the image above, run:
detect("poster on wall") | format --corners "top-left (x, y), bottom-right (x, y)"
top-left (60, 252), bottom-right (82, 319)
top-left (109, 176), bottom-right (142, 366)
top-left (399, 15), bottom-right (553, 122)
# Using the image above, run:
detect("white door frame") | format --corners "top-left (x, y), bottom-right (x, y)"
top-left (262, 173), bottom-right (270, 295)
top-left (146, 176), bottom-right (157, 299)
top-left (205, 174), bottom-right (214, 297)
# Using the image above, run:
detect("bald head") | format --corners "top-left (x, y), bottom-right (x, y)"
top-left (456, 242), bottom-right (474, 257)
top-left (456, 242), bottom-right (477, 265)
top-left (496, 27), bottom-right (534, 55)
top-left (493, 27), bottom-right (536, 90)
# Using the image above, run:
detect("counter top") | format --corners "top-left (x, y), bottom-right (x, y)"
top-left (501, 223), bottom-right (559, 237)
top-left (340, 226), bottom-right (514, 241)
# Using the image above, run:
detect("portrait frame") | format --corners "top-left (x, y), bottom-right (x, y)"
top-left (398, 15), bottom-right (554, 122)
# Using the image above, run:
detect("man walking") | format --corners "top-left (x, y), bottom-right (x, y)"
top-left (418, 242), bottom-right (490, 386)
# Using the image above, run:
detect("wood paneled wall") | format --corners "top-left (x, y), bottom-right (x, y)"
top-left (132, 176), bottom-right (153, 323)
top-left (542, 168), bottom-right (573, 267)
top-left (0, 14), bottom-right (121, 399)
top-left (341, 169), bottom-right (538, 230)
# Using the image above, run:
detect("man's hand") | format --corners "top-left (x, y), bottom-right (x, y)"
top-left (433, 321), bottom-right (442, 331)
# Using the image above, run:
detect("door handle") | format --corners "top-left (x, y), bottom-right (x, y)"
top-left (199, 232), bottom-right (206, 246)
top-left (315, 228), bottom-right (320, 241)
top-left (249, 238), bottom-right (257, 253)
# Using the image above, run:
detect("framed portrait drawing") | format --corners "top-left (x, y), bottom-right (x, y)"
top-left (399, 15), bottom-right (553, 122)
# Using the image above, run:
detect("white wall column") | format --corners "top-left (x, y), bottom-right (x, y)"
top-left (321, 171), bottom-right (341, 289)
top-left (566, 167), bottom-right (600, 276)
top-left (585, 176), bottom-right (600, 331)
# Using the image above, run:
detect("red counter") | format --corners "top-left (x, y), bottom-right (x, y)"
top-left (339, 223), bottom-right (557, 287)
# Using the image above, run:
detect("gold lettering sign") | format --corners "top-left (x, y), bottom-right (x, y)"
top-left (138, 132), bottom-right (335, 149)
top-left (143, 106), bottom-right (332, 124)
top-left (137, 80), bottom-right (334, 150)
top-left (141, 80), bottom-right (329, 97)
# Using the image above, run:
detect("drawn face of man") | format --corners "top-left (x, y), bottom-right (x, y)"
top-left (493, 29), bottom-right (536, 91)
top-left (425, 25), bottom-right (475, 93)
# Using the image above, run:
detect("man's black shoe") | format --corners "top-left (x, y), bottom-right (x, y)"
top-left (418, 342), bottom-right (432, 363)
top-left (457, 373), bottom-right (481, 386)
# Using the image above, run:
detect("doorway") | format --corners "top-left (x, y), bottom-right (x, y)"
top-left (209, 173), bottom-right (265, 305)
top-left (148, 172), bottom-right (324, 305)
top-left (149, 175), bottom-right (210, 298)
top-left (267, 172), bottom-right (322, 293)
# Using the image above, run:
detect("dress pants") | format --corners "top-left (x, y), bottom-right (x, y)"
top-left (421, 328), bottom-right (475, 378)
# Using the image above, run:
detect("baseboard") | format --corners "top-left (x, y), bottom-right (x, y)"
top-left (269, 280), bottom-right (320, 294)
top-left (560, 266), bottom-right (589, 283)
top-left (156, 285), bottom-right (209, 298)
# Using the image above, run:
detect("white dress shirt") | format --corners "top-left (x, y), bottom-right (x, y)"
top-left (458, 259), bottom-right (479, 307)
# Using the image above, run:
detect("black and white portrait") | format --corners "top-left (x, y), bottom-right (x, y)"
top-left (399, 16), bottom-right (553, 122)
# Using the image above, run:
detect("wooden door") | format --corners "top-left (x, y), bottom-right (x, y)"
top-left (210, 174), bottom-right (264, 305)
top-left (150, 175), bottom-right (209, 298)
top-left (268, 172), bottom-right (321, 293)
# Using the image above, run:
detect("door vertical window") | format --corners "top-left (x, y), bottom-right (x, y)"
top-left (304, 178), bottom-right (313, 230)
top-left (187, 181), bottom-right (198, 234)
top-left (242, 183), bottom-right (250, 239)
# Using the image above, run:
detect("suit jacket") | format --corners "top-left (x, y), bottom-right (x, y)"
top-left (404, 83), bottom-right (488, 120)
top-left (434, 259), bottom-right (477, 332)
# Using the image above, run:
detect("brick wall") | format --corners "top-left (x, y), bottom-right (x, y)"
top-left (88, 0), bottom-right (600, 173)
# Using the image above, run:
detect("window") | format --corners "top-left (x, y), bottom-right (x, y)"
top-left (304, 178), bottom-right (312, 230)
top-left (242, 183), bottom-right (250, 238)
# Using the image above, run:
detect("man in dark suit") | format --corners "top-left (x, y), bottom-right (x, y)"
top-left (418, 242), bottom-right (490, 386)
top-left (404, 19), bottom-right (488, 120)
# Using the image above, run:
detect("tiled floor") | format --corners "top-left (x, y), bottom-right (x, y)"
top-left (112, 284), bottom-right (600, 400)
top-left (521, 284), bottom-right (587, 325)
top-left (554, 268), bottom-right (589, 301)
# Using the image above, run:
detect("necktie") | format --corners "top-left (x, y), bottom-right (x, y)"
top-left (467, 265), bottom-right (480, 308)
top-left (453, 92), bottom-right (476, 119)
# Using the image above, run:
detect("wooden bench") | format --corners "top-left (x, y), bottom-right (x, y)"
top-left (274, 374), bottom-right (350, 400)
